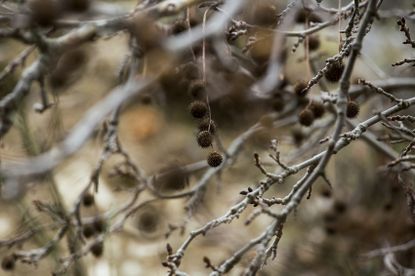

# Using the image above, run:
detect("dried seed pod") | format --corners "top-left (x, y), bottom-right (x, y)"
top-left (309, 101), bottom-right (325, 118)
top-left (308, 35), bottom-right (320, 51)
top-left (82, 193), bottom-right (94, 207)
top-left (91, 242), bottom-right (104, 257)
top-left (197, 130), bottom-right (213, 148)
top-left (137, 210), bottom-right (160, 233)
top-left (188, 80), bottom-right (206, 99)
top-left (189, 101), bottom-right (208, 118)
top-left (346, 101), bottom-right (359, 118)
top-left (207, 151), bottom-right (223, 167)
top-left (298, 109), bottom-right (315, 127)
top-left (1, 255), bottom-right (15, 271)
top-left (82, 224), bottom-right (95, 238)
top-left (294, 81), bottom-right (308, 97)
top-left (93, 218), bottom-right (106, 233)
top-left (324, 61), bottom-right (344, 82)
top-left (155, 167), bottom-right (188, 192)
top-left (198, 118), bottom-right (216, 134)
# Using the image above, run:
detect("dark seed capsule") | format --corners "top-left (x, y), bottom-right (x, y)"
top-left (189, 101), bottom-right (208, 118)
top-left (197, 130), bottom-right (213, 148)
top-left (91, 242), bottom-right (104, 257)
top-left (346, 101), bottom-right (359, 118)
top-left (207, 151), bottom-right (223, 167)
top-left (1, 255), bottom-right (15, 271)
top-left (82, 193), bottom-right (94, 207)
top-left (298, 109), bottom-right (315, 127)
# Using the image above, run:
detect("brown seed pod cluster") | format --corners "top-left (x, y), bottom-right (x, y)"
top-left (188, 79), bottom-right (223, 168)
top-left (298, 100), bottom-right (326, 127)
top-left (346, 101), bottom-right (359, 118)
top-left (324, 61), bottom-right (344, 82)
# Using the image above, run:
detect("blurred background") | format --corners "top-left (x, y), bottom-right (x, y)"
top-left (1, 0), bottom-right (415, 275)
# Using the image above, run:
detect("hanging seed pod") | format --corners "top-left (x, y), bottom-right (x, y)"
top-left (188, 80), bottom-right (206, 99)
top-left (91, 242), bottom-right (104, 257)
top-left (308, 35), bottom-right (320, 51)
top-left (298, 109), bottom-right (315, 126)
top-left (346, 101), bottom-right (359, 118)
top-left (82, 192), bottom-right (94, 207)
top-left (189, 101), bottom-right (208, 118)
top-left (197, 131), bottom-right (213, 148)
top-left (82, 224), bottom-right (95, 238)
top-left (324, 61), bottom-right (344, 82)
top-left (309, 101), bottom-right (325, 118)
top-left (93, 218), bottom-right (106, 233)
top-left (198, 118), bottom-right (216, 134)
top-left (1, 255), bottom-right (15, 271)
top-left (207, 151), bottom-right (223, 167)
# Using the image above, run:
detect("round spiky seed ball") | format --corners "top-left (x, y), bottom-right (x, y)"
top-left (189, 101), bottom-right (208, 118)
top-left (298, 109), bottom-right (315, 126)
top-left (82, 193), bottom-right (94, 207)
top-left (188, 80), bottom-right (206, 99)
top-left (346, 101), bottom-right (359, 118)
top-left (91, 242), bottom-right (104, 257)
top-left (198, 118), bottom-right (216, 134)
top-left (309, 101), bottom-right (325, 118)
top-left (294, 81), bottom-right (308, 97)
top-left (308, 36), bottom-right (320, 51)
top-left (1, 255), bottom-right (15, 271)
top-left (324, 61), bottom-right (344, 82)
top-left (197, 130), bottom-right (213, 148)
top-left (82, 224), bottom-right (95, 238)
top-left (93, 218), bottom-right (106, 233)
top-left (207, 151), bottom-right (223, 167)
